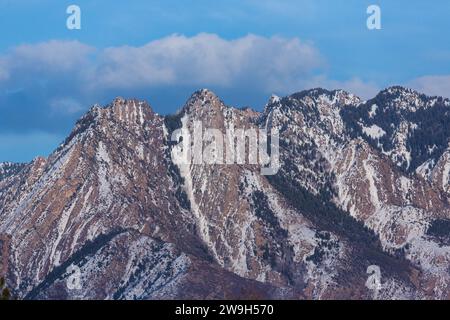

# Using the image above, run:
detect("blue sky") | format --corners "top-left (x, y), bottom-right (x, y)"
top-left (1, 0), bottom-right (450, 162)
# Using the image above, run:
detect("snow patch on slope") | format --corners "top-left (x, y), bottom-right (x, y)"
top-left (362, 125), bottom-right (386, 139)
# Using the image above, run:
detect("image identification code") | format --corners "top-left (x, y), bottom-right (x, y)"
top-left (175, 304), bottom-right (274, 318)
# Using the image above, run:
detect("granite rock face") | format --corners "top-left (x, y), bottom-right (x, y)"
top-left (1, 87), bottom-right (450, 299)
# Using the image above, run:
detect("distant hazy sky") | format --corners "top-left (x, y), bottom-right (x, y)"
top-left (1, 0), bottom-right (450, 162)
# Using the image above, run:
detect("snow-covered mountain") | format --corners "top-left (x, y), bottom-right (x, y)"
top-left (0, 162), bottom-right (25, 182)
top-left (1, 87), bottom-right (450, 299)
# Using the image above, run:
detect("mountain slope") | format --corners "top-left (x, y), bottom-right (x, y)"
top-left (264, 87), bottom-right (450, 298)
top-left (0, 98), bottom-right (281, 299)
top-left (0, 162), bottom-right (25, 182)
top-left (1, 87), bottom-right (450, 299)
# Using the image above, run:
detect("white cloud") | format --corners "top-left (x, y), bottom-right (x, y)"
top-left (409, 75), bottom-right (450, 99)
top-left (91, 33), bottom-right (324, 91)
top-left (2, 33), bottom-right (440, 115)
top-left (305, 76), bottom-right (380, 100)
top-left (0, 34), bottom-right (328, 98)
top-left (49, 97), bottom-right (84, 114)
top-left (2, 40), bottom-right (94, 75)
top-left (0, 61), bottom-right (8, 81)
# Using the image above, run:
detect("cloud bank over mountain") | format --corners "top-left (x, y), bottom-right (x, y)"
top-left (0, 33), bottom-right (449, 161)
top-left (0, 33), bottom-right (326, 119)
top-left (409, 75), bottom-right (450, 98)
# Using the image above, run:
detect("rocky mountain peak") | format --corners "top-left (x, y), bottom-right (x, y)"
top-left (340, 86), bottom-right (450, 173)
top-left (182, 88), bottom-right (225, 114)
top-left (2, 87), bottom-right (450, 300)
top-left (194, 88), bottom-right (219, 100)
top-left (291, 88), bottom-right (358, 103)
top-left (373, 86), bottom-right (431, 112)
top-left (380, 85), bottom-right (419, 97)
top-left (107, 97), bottom-right (155, 124)
top-left (264, 88), bottom-right (360, 116)
top-left (268, 94), bottom-right (281, 105)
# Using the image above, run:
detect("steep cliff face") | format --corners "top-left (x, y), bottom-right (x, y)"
top-left (263, 87), bottom-right (450, 298)
top-left (169, 90), bottom-right (355, 299)
top-left (1, 87), bottom-right (450, 299)
top-left (0, 99), bottom-right (274, 298)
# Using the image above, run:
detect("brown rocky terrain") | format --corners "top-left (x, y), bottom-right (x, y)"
top-left (1, 87), bottom-right (450, 299)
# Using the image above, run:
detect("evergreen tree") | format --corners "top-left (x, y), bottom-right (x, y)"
top-left (0, 277), bottom-right (11, 300)
top-left (1, 288), bottom-right (10, 300)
